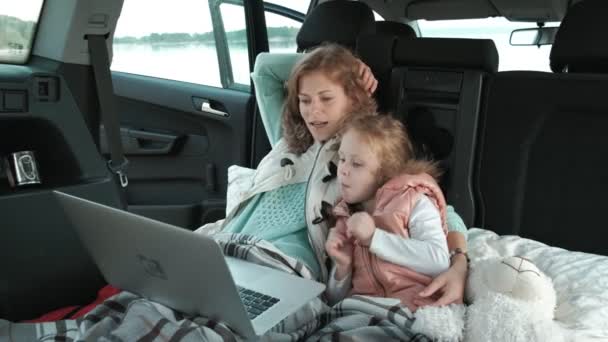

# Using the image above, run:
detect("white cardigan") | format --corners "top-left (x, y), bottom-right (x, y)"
top-left (197, 138), bottom-right (341, 282)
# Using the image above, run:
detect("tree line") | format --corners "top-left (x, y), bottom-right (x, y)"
top-left (114, 26), bottom-right (299, 44)
top-left (0, 15), bottom-right (36, 50)
top-left (0, 14), bottom-right (298, 49)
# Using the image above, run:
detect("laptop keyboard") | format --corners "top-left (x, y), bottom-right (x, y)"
top-left (237, 286), bottom-right (280, 320)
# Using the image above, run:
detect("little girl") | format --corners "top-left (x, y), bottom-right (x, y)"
top-left (325, 114), bottom-right (450, 311)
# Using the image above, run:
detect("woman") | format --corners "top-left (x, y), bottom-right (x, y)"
top-left (199, 44), bottom-right (468, 306)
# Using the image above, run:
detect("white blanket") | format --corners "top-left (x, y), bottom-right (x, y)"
top-left (467, 228), bottom-right (608, 340)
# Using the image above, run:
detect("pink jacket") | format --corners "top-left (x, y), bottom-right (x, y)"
top-left (333, 172), bottom-right (447, 311)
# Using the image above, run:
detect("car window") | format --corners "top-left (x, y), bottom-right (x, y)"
top-left (0, 0), bottom-right (44, 64)
top-left (263, 2), bottom-right (381, 54)
top-left (112, 0), bottom-right (250, 89)
top-left (418, 18), bottom-right (559, 72)
top-left (263, 1), bottom-right (307, 54)
top-left (264, 0), bottom-right (310, 14)
top-left (265, 11), bottom-right (300, 53)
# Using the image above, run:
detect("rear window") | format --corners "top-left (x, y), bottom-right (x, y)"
top-left (418, 17), bottom-right (559, 72)
top-left (0, 0), bottom-right (44, 64)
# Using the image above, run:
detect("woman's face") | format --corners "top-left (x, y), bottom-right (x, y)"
top-left (298, 71), bottom-right (351, 143)
top-left (337, 129), bottom-right (381, 204)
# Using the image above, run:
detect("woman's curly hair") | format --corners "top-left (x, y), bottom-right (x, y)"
top-left (282, 44), bottom-right (377, 154)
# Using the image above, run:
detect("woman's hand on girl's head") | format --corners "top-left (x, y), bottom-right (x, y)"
top-left (357, 60), bottom-right (378, 96)
top-left (346, 212), bottom-right (376, 247)
top-left (414, 254), bottom-right (468, 307)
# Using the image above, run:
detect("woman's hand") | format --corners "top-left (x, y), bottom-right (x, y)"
top-left (414, 254), bottom-right (468, 307)
top-left (346, 212), bottom-right (375, 246)
top-left (326, 225), bottom-right (354, 278)
top-left (357, 60), bottom-right (378, 96)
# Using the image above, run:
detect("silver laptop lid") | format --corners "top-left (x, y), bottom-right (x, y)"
top-left (55, 191), bottom-right (256, 337)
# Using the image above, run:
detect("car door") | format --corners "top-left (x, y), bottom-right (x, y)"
top-left (109, 0), bottom-right (307, 229)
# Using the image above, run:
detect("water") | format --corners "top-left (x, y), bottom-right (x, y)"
top-left (111, 42), bottom-right (297, 88)
top-left (0, 48), bottom-right (29, 64)
top-left (110, 38), bottom-right (551, 89)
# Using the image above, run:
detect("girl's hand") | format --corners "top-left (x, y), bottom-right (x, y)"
top-left (346, 212), bottom-right (376, 246)
top-left (357, 60), bottom-right (378, 96)
top-left (326, 225), bottom-right (354, 269)
top-left (414, 254), bottom-right (468, 307)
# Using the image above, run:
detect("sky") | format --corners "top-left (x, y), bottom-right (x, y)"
top-left (3, 1), bottom-right (556, 39)
top-left (0, 0), bottom-right (44, 21)
top-left (115, 0), bottom-right (310, 38)
top-left (1, 0), bottom-right (309, 37)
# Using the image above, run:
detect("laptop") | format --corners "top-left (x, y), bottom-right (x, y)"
top-left (55, 191), bottom-right (325, 339)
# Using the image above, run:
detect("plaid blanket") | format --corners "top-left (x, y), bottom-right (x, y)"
top-left (0, 234), bottom-right (430, 342)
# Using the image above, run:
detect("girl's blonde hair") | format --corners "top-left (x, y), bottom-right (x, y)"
top-left (344, 115), bottom-right (442, 185)
top-left (282, 44), bottom-right (377, 154)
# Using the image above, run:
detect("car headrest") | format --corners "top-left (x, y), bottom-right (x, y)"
top-left (296, 0), bottom-right (375, 52)
top-left (550, 0), bottom-right (608, 73)
top-left (393, 37), bottom-right (499, 73)
top-left (356, 33), bottom-right (397, 112)
top-left (357, 33), bottom-right (397, 75)
top-left (375, 21), bottom-right (416, 39)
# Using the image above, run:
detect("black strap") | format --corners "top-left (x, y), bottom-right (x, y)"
top-left (87, 34), bottom-right (129, 188)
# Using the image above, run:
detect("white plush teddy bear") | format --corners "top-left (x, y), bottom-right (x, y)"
top-left (411, 256), bottom-right (565, 342)
top-left (464, 256), bottom-right (565, 342)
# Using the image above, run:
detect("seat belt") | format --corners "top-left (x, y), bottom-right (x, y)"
top-left (87, 34), bottom-right (129, 204)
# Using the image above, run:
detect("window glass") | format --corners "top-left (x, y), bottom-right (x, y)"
top-left (264, 0), bottom-right (309, 14)
top-left (418, 18), bottom-right (559, 72)
top-left (264, 11), bottom-right (300, 53)
top-left (0, 0), bottom-right (44, 64)
top-left (112, 0), bottom-right (250, 88)
top-left (262, 3), bottom-right (379, 54)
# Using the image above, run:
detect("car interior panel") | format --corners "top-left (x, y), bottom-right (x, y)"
top-left (385, 37), bottom-right (498, 229)
top-left (476, 0), bottom-right (608, 254)
top-left (0, 61), bottom-right (123, 320)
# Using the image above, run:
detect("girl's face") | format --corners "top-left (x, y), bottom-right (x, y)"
top-left (298, 71), bottom-right (352, 143)
top-left (337, 129), bottom-right (381, 204)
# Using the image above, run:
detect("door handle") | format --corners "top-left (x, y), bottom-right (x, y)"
top-left (192, 97), bottom-right (229, 117)
top-left (127, 129), bottom-right (178, 155)
top-left (100, 126), bottom-right (178, 155)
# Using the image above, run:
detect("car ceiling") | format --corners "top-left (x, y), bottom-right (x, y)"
top-left (325, 0), bottom-right (583, 22)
